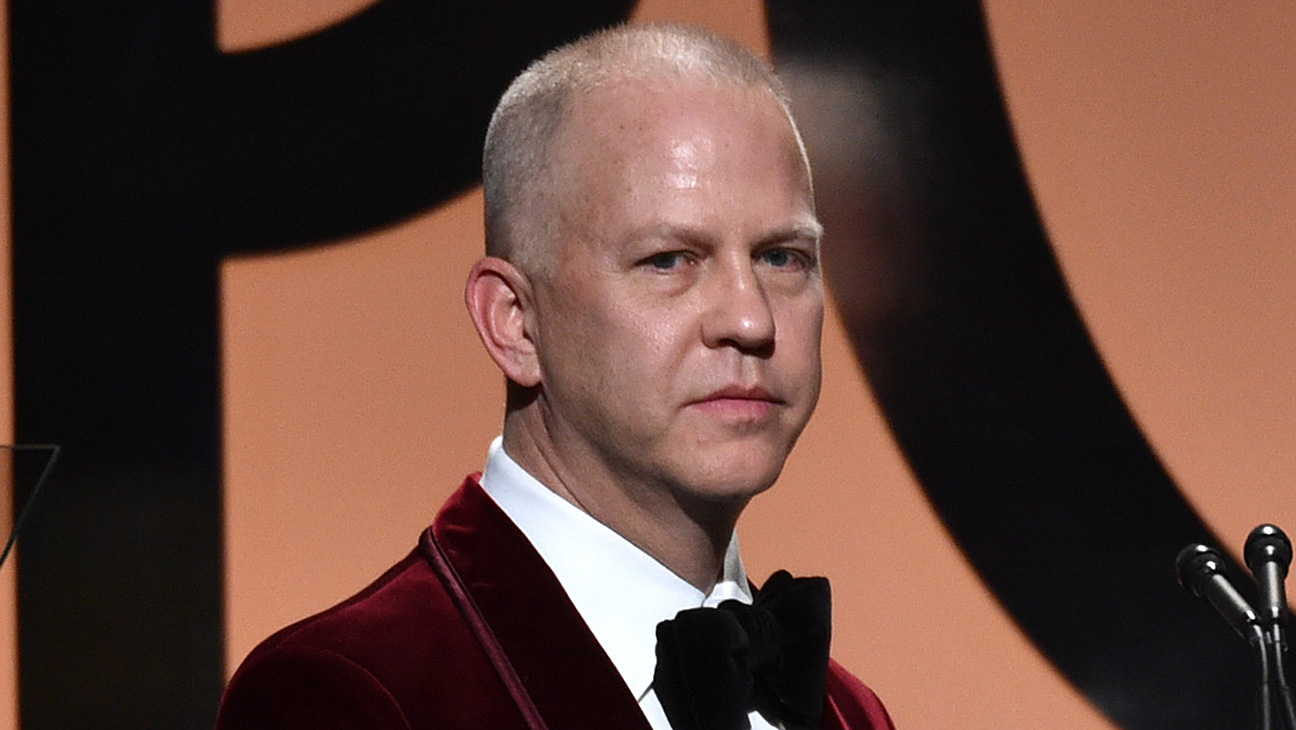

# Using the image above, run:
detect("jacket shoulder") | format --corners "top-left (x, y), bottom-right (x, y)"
top-left (217, 641), bottom-right (412, 730)
top-left (217, 544), bottom-right (509, 730)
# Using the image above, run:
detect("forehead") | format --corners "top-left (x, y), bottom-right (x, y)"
top-left (547, 76), bottom-right (814, 236)
top-left (568, 76), bottom-right (803, 167)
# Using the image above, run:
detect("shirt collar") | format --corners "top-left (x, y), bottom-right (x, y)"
top-left (478, 437), bottom-right (753, 700)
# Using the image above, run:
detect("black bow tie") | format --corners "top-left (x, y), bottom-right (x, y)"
top-left (653, 570), bottom-right (832, 730)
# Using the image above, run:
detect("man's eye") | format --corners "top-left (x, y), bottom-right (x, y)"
top-left (759, 248), bottom-right (807, 269)
top-left (647, 252), bottom-right (687, 270)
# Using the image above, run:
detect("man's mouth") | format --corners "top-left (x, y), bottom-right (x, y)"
top-left (690, 385), bottom-right (780, 419)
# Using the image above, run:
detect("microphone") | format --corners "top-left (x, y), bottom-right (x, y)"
top-left (1246, 525), bottom-right (1296, 730)
top-left (1178, 533), bottom-right (1295, 730)
top-left (1246, 524), bottom-right (1293, 630)
top-left (1177, 543), bottom-right (1263, 644)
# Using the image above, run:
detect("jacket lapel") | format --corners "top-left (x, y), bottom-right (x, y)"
top-left (424, 477), bottom-right (654, 730)
top-left (820, 659), bottom-right (895, 730)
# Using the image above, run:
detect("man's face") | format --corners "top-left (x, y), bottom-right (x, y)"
top-left (527, 77), bottom-right (824, 512)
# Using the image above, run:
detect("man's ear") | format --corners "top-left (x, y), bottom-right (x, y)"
top-left (464, 257), bottom-right (542, 388)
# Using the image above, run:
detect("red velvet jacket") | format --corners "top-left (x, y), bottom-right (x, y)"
top-left (217, 477), bottom-right (895, 730)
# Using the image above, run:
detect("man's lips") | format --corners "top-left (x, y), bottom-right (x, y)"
top-left (689, 385), bottom-right (781, 418)
top-left (699, 384), bottom-right (778, 402)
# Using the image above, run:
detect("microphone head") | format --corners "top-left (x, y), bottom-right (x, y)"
top-left (1177, 543), bottom-right (1228, 599)
top-left (1245, 523), bottom-right (1292, 575)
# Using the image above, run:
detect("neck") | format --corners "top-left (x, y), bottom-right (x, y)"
top-left (501, 411), bottom-right (744, 591)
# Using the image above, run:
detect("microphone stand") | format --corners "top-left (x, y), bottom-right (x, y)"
top-left (1253, 622), bottom-right (1275, 730)
top-left (1266, 619), bottom-right (1296, 730)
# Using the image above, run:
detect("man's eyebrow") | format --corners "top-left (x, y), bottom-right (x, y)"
top-left (625, 219), bottom-right (825, 247)
top-left (763, 218), bottom-right (824, 245)
top-left (622, 223), bottom-right (704, 245)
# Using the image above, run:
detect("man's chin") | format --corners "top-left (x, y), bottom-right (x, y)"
top-left (673, 455), bottom-right (787, 504)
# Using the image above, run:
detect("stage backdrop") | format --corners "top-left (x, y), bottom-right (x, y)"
top-left (221, 1), bottom-right (1296, 730)
top-left (4, 0), bottom-right (1294, 729)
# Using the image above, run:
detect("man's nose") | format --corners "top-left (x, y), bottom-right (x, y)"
top-left (700, 259), bottom-right (776, 354)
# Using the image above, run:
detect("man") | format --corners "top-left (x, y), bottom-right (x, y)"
top-left (217, 23), bottom-right (893, 730)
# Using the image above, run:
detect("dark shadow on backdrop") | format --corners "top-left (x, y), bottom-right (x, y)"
top-left (10, 2), bottom-right (635, 727)
top-left (766, 2), bottom-right (1257, 729)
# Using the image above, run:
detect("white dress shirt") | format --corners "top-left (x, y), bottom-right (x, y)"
top-left (479, 437), bottom-right (780, 730)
